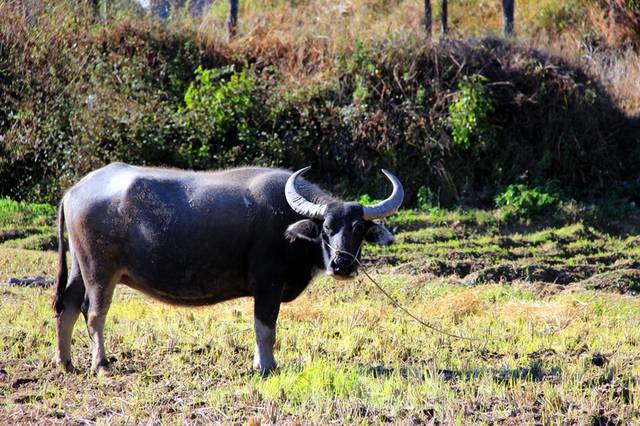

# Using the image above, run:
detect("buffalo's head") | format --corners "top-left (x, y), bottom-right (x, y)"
top-left (284, 167), bottom-right (403, 279)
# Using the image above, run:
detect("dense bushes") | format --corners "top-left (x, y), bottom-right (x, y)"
top-left (448, 75), bottom-right (496, 151)
top-left (0, 7), bottom-right (636, 206)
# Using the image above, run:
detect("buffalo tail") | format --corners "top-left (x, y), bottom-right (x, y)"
top-left (53, 200), bottom-right (67, 316)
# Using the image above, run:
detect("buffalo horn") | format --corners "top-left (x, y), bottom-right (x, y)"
top-left (362, 169), bottom-right (404, 220)
top-left (285, 167), bottom-right (327, 219)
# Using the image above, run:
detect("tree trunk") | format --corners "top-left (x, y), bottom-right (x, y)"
top-left (87, 0), bottom-right (99, 20)
top-left (502, 0), bottom-right (515, 37)
top-left (227, 0), bottom-right (239, 40)
top-left (150, 0), bottom-right (170, 20)
top-left (101, 0), bottom-right (108, 20)
top-left (424, 0), bottom-right (432, 39)
top-left (86, 0), bottom-right (108, 21)
top-left (440, 0), bottom-right (448, 38)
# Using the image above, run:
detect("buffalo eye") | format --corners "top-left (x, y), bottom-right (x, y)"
top-left (323, 224), bottom-right (334, 236)
top-left (352, 221), bottom-right (364, 234)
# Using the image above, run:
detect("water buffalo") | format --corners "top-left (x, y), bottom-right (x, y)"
top-left (53, 163), bottom-right (403, 375)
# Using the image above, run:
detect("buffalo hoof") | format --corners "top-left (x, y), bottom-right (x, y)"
top-left (92, 362), bottom-right (111, 376)
top-left (54, 358), bottom-right (75, 373)
top-left (253, 362), bottom-right (277, 378)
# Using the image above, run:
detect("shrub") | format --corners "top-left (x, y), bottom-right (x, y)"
top-left (0, 198), bottom-right (56, 227)
top-left (495, 184), bottom-right (560, 220)
top-left (590, 0), bottom-right (640, 48)
top-left (179, 65), bottom-right (284, 169)
top-left (357, 194), bottom-right (377, 206)
top-left (448, 74), bottom-right (496, 151)
top-left (535, 0), bottom-right (585, 34)
top-left (416, 185), bottom-right (442, 213)
top-left (182, 66), bottom-right (254, 144)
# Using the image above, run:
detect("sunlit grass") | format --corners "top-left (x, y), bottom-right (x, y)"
top-left (0, 247), bottom-right (57, 280)
top-left (1, 279), bottom-right (640, 423)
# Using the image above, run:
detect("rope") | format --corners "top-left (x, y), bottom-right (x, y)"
top-left (323, 239), bottom-right (478, 341)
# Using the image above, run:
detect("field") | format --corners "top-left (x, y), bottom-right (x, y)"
top-left (1, 204), bottom-right (640, 424)
top-left (1, 0), bottom-right (640, 423)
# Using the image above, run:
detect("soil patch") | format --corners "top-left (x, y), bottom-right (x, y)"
top-left (0, 228), bottom-right (40, 243)
top-left (5, 276), bottom-right (54, 288)
top-left (497, 237), bottom-right (542, 249)
top-left (571, 269), bottom-right (640, 295)
top-left (465, 264), bottom-right (595, 285)
top-left (391, 259), bottom-right (481, 277)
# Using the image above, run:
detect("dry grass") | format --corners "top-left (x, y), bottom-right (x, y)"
top-left (196, 0), bottom-right (640, 114)
top-left (199, 0), bottom-right (427, 85)
top-left (422, 287), bottom-right (485, 320)
top-left (0, 247), bottom-right (56, 280)
top-left (499, 299), bottom-right (582, 329)
top-left (2, 274), bottom-right (640, 423)
top-left (584, 47), bottom-right (640, 114)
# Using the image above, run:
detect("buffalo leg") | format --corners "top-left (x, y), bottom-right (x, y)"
top-left (84, 278), bottom-right (116, 374)
top-left (55, 250), bottom-right (85, 372)
top-left (253, 284), bottom-right (281, 375)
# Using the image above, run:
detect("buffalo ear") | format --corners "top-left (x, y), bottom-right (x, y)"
top-left (364, 222), bottom-right (394, 245)
top-left (285, 219), bottom-right (320, 243)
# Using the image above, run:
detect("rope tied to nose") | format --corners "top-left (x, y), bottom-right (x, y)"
top-left (323, 239), bottom-right (479, 341)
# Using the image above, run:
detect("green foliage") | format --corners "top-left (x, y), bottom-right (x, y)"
top-left (495, 184), bottom-right (560, 220)
top-left (448, 74), bottom-right (496, 151)
top-left (342, 40), bottom-right (377, 109)
top-left (0, 198), bottom-right (56, 227)
top-left (535, 0), bottom-right (585, 33)
top-left (416, 186), bottom-right (428, 209)
top-left (179, 65), bottom-right (284, 169)
top-left (180, 65), bottom-right (254, 166)
top-left (357, 194), bottom-right (378, 206)
top-left (417, 185), bottom-right (435, 210)
top-left (182, 65), bottom-right (254, 141)
top-left (352, 74), bottom-right (369, 107)
top-left (416, 185), bottom-right (444, 216)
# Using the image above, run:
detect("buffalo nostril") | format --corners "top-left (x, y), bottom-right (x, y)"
top-left (331, 256), bottom-right (355, 273)
top-left (332, 257), bottom-right (347, 268)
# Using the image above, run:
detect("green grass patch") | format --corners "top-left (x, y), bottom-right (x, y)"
top-left (0, 198), bottom-right (55, 227)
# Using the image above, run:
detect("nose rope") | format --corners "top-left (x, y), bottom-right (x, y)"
top-left (328, 240), bottom-right (363, 263)
top-left (322, 240), bottom-right (478, 341)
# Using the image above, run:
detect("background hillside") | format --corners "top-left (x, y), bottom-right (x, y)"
top-left (1, 0), bottom-right (639, 205)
